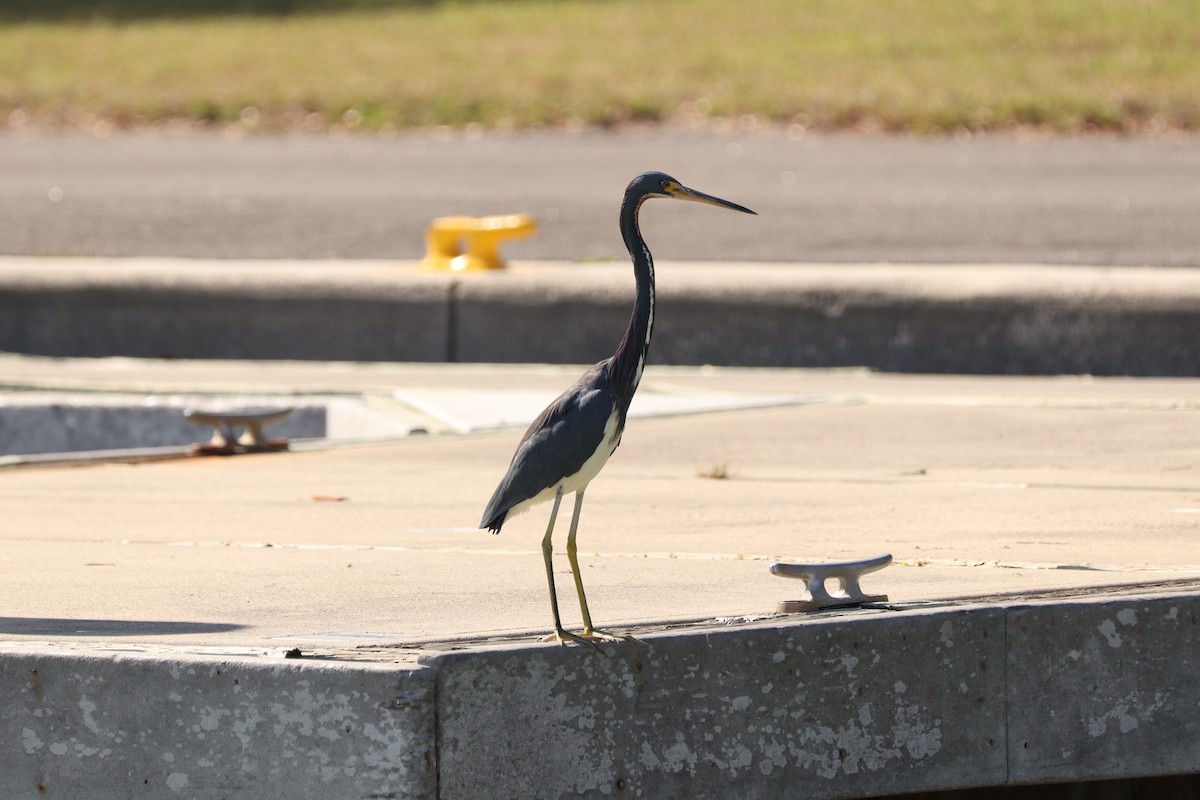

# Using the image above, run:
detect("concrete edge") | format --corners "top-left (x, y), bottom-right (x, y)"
top-left (2, 585), bottom-right (1196, 799)
top-left (429, 588), bottom-right (1199, 798)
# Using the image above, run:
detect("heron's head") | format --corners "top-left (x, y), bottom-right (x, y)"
top-left (626, 171), bottom-right (756, 215)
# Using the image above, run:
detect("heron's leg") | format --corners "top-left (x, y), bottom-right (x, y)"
top-left (537, 487), bottom-right (607, 651)
top-left (539, 487), bottom-right (567, 639)
top-left (564, 489), bottom-right (601, 632)
top-left (562, 490), bottom-right (644, 647)
top-left (564, 490), bottom-right (635, 644)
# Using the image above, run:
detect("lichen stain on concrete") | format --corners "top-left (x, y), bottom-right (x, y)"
top-left (703, 695), bottom-right (942, 782)
top-left (231, 704), bottom-right (264, 751)
top-left (892, 702), bottom-right (942, 760)
top-left (657, 640), bottom-right (942, 783)
top-left (1086, 690), bottom-right (1168, 739)
top-left (639, 741), bottom-right (661, 769)
top-left (78, 695), bottom-right (101, 734)
top-left (1097, 618), bottom-right (1123, 648)
top-left (1116, 608), bottom-right (1138, 627)
top-left (838, 653), bottom-right (860, 675)
top-left (267, 681), bottom-right (321, 737)
top-left (757, 738), bottom-right (787, 775)
top-left (195, 705), bottom-right (229, 733)
top-left (21, 727), bottom-right (44, 755)
top-left (939, 620), bottom-right (955, 649)
top-left (661, 738), bottom-right (694, 773)
top-left (786, 720), bottom-right (901, 779)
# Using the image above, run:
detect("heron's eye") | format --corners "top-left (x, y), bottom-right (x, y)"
top-left (661, 180), bottom-right (672, 192)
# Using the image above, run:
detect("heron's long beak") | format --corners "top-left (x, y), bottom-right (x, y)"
top-left (673, 184), bottom-right (757, 215)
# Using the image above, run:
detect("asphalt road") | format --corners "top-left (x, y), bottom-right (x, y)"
top-left (3, 129), bottom-right (1199, 265)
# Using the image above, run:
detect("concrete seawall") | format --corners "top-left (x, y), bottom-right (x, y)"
top-left (3, 586), bottom-right (1196, 799)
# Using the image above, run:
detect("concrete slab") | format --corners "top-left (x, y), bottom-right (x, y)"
top-left (1, 360), bottom-right (1199, 798)
top-left (2, 361), bottom-right (1198, 646)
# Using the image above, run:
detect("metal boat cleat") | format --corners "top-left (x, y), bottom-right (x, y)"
top-left (184, 407), bottom-right (293, 455)
top-left (420, 214), bottom-right (537, 271)
top-left (771, 553), bottom-right (892, 612)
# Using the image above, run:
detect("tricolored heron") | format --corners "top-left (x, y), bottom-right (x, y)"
top-left (479, 171), bottom-right (755, 645)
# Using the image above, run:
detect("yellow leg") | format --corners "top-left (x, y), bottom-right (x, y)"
top-left (537, 487), bottom-right (603, 650)
top-left (535, 486), bottom-right (634, 650)
top-left (564, 490), bottom-right (597, 631)
top-left (565, 489), bottom-right (632, 644)
top-left (539, 487), bottom-right (568, 639)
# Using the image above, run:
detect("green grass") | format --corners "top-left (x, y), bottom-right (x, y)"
top-left (2, 0), bottom-right (1199, 133)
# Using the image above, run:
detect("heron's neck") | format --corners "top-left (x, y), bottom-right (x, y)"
top-left (612, 196), bottom-right (655, 403)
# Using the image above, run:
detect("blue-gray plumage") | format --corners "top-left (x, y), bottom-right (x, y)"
top-left (480, 171), bottom-right (755, 644)
top-left (482, 362), bottom-right (619, 532)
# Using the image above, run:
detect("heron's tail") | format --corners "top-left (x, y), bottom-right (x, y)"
top-left (480, 507), bottom-right (506, 534)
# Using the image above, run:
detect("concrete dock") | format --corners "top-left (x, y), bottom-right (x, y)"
top-left (2, 353), bottom-right (1198, 798)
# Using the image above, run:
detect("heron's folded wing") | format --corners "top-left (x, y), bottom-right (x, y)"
top-left (480, 386), bottom-right (615, 528)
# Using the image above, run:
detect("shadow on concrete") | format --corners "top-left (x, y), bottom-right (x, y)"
top-left (0, 617), bottom-right (245, 637)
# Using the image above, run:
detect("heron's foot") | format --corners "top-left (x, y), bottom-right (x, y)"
top-left (581, 627), bottom-right (642, 645)
top-left (541, 628), bottom-right (607, 653)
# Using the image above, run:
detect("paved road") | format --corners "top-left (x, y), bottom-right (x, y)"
top-left (2, 130), bottom-right (1199, 264)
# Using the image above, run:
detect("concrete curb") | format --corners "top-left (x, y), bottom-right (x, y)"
top-left (3, 586), bottom-right (1196, 799)
top-left (3, 258), bottom-right (1200, 375)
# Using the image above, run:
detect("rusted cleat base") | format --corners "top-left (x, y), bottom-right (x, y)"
top-left (185, 407), bottom-right (293, 456)
top-left (778, 594), bottom-right (889, 613)
top-left (191, 439), bottom-right (289, 457)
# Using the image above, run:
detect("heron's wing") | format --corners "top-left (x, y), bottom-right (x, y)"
top-left (481, 369), bottom-right (616, 531)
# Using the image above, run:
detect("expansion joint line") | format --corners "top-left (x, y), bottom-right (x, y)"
top-left (1002, 609), bottom-right (1011, 785)
top-left (446, 279), bottom-right (461, 363)
top-left (431, 666), bottom-right (442, 798)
